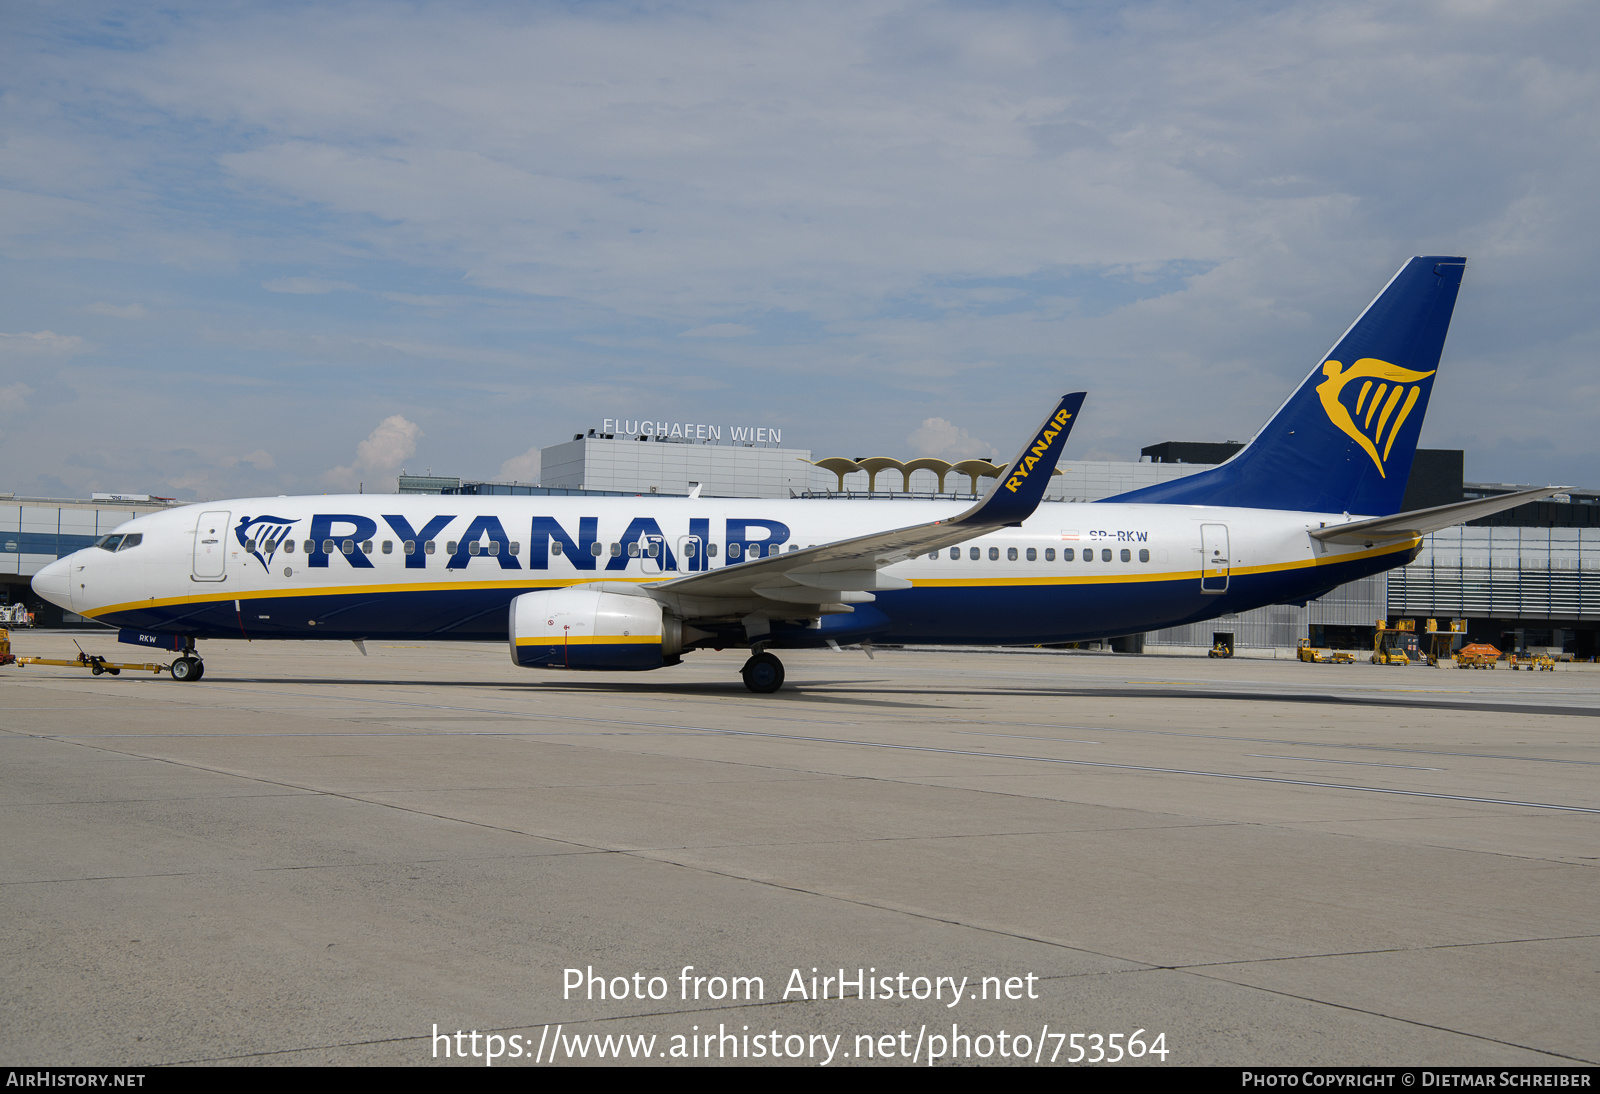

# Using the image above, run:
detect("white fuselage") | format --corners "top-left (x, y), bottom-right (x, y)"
top-left (34, 495), bottom-right (1412, 647)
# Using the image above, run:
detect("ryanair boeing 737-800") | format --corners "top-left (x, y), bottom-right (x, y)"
top-left (30, 256), bottom-right (1556, 692)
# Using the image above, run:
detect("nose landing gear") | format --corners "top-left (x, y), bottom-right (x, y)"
top-left (741, 651), bottom-right (785, 694)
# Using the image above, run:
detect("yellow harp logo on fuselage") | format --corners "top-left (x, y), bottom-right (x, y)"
top-left (1316, 358), bottom-right (1435, 478)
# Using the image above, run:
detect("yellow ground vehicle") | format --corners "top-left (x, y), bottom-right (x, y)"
top-left (1372, 619), bottom-right (1417, 666)
top-left (1297, 639), bottom-right (1354, 664)
top-left (1509, 653), bottom-right (1558, 671)
top-left (1424, 618), bottom-right (1467, 666)
top-left (1, 630), bottom-right (168, 676)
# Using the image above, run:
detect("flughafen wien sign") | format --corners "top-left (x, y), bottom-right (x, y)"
top-left (600, 418), bottom-right (785, 445)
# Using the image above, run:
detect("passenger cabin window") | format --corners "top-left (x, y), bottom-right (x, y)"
top-left (1101, 549), bottom-right (1112, 562)
top-left (729, 543), bottom-right (743, 559)
top-left (989, 547), bottom-right (999, 561)
top-left (382, 541), bottom-right (393, 554)
top-left (509, 542), bottom-right (519, 555)
top-left (424, 541), bottom-right (436, 555)
top-left (403, 540), bottom-right (415, 554)
top-left (969, 547), bottom-right (979, 560)
top-left (610, 542), bottom-right (622, 557)
top-left (342, 540), bottom-right (354, 554)
top-left (646, 542), bottom-right (659, 557)
top-left (244, 538), bottom-right (257, 553)
top-left (627, 542), bottom-right (640, 557)
top-left (590, 542), bottom-right (603, 557)
top-left (1045, 548), bottom-right (1055, 561)
top-left (1007, 547), bottom-right (1018, 561)
top-left (1120, 549), bottom-right (1131, 562)
top-left (362, 540), bottom-right (373, 554)
top-left (549, 540), bottom-right (562, 556)
top-left (446, 541), bottom-right (458, 554)
top-left (1062, 548), bottom-right (1073, 561)
top-left (488, 541), bottom-right (500, 556)
top-left (284, 540), bottom-right (296, 554)
top-left (707, 543), bottom-right (718, 557)
top-left (322, 539), bottom-right (334, 554)
top-left (685, 542), bottom-right (698, 558)
top-left (468, 541), bottom-right (480, 555)
top-left (1139, 549), bottom-right (1150, 562)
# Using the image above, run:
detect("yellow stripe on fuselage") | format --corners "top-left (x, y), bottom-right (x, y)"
top-left (83, 576), bottom-right (657, 618)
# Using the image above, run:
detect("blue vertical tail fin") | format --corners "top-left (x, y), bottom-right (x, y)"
top-left (1105, 256), bottom-right (1466, 515)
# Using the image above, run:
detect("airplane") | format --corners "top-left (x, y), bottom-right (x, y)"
top-left (30, 255), bottom-right (1557, 693)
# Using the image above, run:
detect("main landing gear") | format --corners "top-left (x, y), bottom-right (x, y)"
top-left (170, 638), bottom-right (204, 682)
top-left (741, 651), bottom-right (785, 694)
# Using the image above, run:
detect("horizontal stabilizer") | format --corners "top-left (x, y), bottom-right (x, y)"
top-left (1309, 485), bottom-right (1564, 544)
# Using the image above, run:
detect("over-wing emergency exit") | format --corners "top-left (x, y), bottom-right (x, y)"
top-left (30, 256), bottom-right (1558, 691)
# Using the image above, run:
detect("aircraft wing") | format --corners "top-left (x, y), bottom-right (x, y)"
top-left (1309, 484), bottom-right (1565, 545)
top-left (646, 391), bottom-right (1087, 603)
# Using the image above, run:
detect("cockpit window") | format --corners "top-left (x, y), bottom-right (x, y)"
top-left (117, 534), bottom-right (143, 551)
top-left (95, 535), bottom-right (124, 552)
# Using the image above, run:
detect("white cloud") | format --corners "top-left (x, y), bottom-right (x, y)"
top-left (85, 302), bottom-right (146, 318)
top-left (0, 331), bottom-right (92, 358)
top-left (497, 445), bottom-right (541, 483)
top-left (231, 449), bottom-right (275, 471)
top-left (681, 324), bottom-right (755, 339)
top-left (0, 382), bottom-right (34, 419)
top-left (907, 417), bottom-right (997, 461)
top-left (355, 414), bottom-right (422, 472)
top-left (326, 414), bottom-right (422, 489)
top-left (262, 277), bottom-right (359, 294)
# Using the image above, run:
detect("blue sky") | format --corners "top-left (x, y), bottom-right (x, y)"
top-left (3, 0), bottom-right (1597, 499)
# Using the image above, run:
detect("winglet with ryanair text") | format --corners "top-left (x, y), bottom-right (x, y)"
top-left (955, 390), bottom-right (1088, 528)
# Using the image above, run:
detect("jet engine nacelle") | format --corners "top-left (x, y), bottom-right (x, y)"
top-left (509, 585), bottom-right (682, 671)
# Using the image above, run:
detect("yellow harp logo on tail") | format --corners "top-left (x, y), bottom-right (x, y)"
top-left (1316, 358), bottom-right (1435, 478)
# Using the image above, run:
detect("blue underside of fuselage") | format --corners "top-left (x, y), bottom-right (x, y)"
top-left (95, 547), bottom-right (1409, 649)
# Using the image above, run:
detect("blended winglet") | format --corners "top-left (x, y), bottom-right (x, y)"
top-left (957, 391), bottom-right (1087, 527)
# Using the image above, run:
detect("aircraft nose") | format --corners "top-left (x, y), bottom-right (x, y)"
top-left (31, 555), bottom-right (74, 612)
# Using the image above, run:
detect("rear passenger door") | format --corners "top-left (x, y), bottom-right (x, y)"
top-left (1200, 523), bottom-right (1229, 593)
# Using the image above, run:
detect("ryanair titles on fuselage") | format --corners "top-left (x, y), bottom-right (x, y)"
top-left (232, 511), bottom-right (801, 574)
